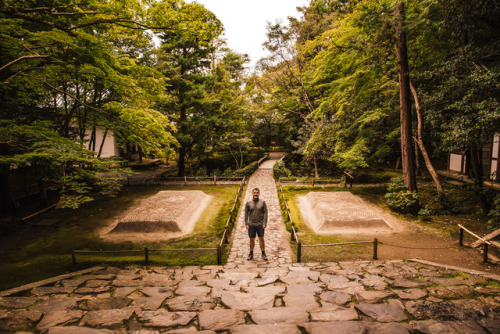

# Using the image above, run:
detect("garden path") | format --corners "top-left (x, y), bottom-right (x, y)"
top-left (227, 159), bottom-right (293, 266)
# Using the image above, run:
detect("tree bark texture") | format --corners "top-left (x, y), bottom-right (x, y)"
top-left (409, 81), bottom-right (443, 195)
top-left (469, 144), bottom-right (490, 214)
top-left (395, 4), bottom-right (417, 192)
top-left (313, 153), bottom-right (319, 178)
top-left (0, 166), bottom-right (13, 215)
top-left (177, 103), bottom-right (187, 176)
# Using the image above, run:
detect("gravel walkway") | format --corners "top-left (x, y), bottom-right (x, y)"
top-left (227, 160), bottom-right (293, 266)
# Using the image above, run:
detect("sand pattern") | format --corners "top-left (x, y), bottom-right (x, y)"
top-left (298, 191), bottom-right (401, 234)
top-left (101, 190), bottom-right (212, 242)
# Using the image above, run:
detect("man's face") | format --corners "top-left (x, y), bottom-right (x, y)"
top-left (252, 190), bottom-right (259, 200)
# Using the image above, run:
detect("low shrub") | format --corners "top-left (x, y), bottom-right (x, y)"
top-left (488, 194), bottom-right (500, 229)
top-left (274, 160), bottom-right (291, 179)
top-left (384, 177), bottom-right (419, 214)
top-left (230, 161), bottom-right (260, 177)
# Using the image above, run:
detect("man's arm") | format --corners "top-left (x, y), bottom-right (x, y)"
top-left (262, 201), bottom-right (268, 227)
top-left (244, 201), bottom-right (249, 226)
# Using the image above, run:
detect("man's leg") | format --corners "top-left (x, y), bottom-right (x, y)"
top-left (249, 237), bottom-right (256, 251)
top-left (258, 236), bottom-right (265, 252)
top-left (258, 229), bottom-right (267, 260)
top-left (247, 238), bottom-right (255, 260)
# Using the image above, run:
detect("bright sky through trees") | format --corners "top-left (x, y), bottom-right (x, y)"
top-left (193, 0), bottom-right (308, 69)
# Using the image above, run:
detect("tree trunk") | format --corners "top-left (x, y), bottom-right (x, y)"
top-left (414, 140), bottom-right (421, 176)
top-left (177, 146), bottom-right (186, 177)
top-left (313, 153), bottom-right (319, 178)
top-left (38, 179), bottom-right (48, 207)
top-left (469, 144), bottom-right (490, 214)
top-left (0, 165), bottom-right (13, 215)
top-left (97, 129), bottom-right (108, 158)
top-left (228, 147), bottom-right (239, 169)
top-left (177, 103), bottom-right (187, 176)
top-left (239, 145), bottom-right (244, 170)
top-left (409, 81), bottom-right (443, 196)
top-left (138, 146), bottom-right (143, 163)
top-left (395, 3), bottom-right (417, 193)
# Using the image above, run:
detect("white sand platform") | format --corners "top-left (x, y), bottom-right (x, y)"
top-left (101, 190), bottom-right (212, 242)
top-left (298, 192), bottom-right (404, 234)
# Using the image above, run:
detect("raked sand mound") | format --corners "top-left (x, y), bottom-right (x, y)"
top-left (101, 190), bottom-right (212, 242)
top-left (298, 192), bottom-right (404, 234)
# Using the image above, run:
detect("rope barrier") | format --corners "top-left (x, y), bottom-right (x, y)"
top-left (379, 242), bottom-right (455, 250)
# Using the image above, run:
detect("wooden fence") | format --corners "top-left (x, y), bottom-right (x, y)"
top-left (458, 224), bottom-right (499, 263)
top-left (72, 176), bottom-right (246, 266)
top-left (127, 175), bottom-right (244, 186)
top-left (217, 177), bottom-right (246, 264)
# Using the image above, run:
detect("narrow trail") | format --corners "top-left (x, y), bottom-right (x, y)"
top-left (227, 160), bottom-right (293, 266)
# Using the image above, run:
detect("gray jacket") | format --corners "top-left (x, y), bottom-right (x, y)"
top-left (244, 199), bottom-right (268, 226)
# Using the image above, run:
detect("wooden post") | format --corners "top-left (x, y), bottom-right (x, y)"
top-left (297, 242), bottom-right (302, 263)
top-left (373, 238), bottom-right (378, 260)
top-left (459, 228), bottom-right (464, 246)
top-left (214, 174), bottom-right (217, 185)
top-left (291, 223), bottom-right (295, 241)
top-left (184, 175), bottom-right (187, 186)
top-left (145, 247), bottom-right (149, 265)
top-left (349, 176), bottom-right (353, 188)
top-left (312, 179), bottom-right (315, 186)
top-left (217, 245), bottom-right (222, 265)
top-left (224, 226), bottom-right (229, 244)
top-left (72, 251), bottom-right (76, 266)
top-left (483, 243), bottom-right (488, 263)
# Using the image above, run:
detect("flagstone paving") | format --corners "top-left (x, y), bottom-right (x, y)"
top-left (1, 260), bottom-right (500, 333)
top-left (226, 160), bottom-right (293, 266)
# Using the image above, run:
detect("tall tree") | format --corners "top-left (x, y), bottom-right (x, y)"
top-left (156, 1), bottom-right (222, 176)
top-left (394, 3), bottom-right (417, 192)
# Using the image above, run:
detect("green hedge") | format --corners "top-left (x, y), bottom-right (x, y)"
top-left (229, 161), bottom-right (260, 177)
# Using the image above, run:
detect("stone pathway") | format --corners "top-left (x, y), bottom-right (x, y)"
top-left (226, 160), bottom-right (293, 266)
top-left (1, 260), bottom-right (500, 333)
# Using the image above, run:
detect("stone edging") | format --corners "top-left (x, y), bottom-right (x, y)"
top-left (409, 258), bottom-right (500, 281)
top-left (0, 266), bottom-right (103, 297)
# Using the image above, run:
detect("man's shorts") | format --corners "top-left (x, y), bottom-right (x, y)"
top-left (248, 225), bottom-right (265, 238)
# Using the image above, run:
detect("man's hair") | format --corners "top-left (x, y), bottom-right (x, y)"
top-left (252, 188), bottom-right (260, 193)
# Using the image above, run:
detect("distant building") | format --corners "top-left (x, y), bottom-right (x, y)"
top-left (448, 132), bottom-right (500, 181)
top-left (83, 126), bottom-right (120, 158)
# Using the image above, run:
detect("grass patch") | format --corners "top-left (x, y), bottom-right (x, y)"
top-left (0, 185), bottom-right (241, 291)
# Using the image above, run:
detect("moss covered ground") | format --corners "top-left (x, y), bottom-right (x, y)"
top-left (0, 185), bottom-right (241, 291)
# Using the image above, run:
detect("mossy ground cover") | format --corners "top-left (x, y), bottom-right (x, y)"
top-left (0, 185), bottom-right (241, 291)
top-left (279, 183), bottom-right (499, 264)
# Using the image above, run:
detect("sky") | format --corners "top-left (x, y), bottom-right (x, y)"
top-left (193, 0), bottom-right (310, 70)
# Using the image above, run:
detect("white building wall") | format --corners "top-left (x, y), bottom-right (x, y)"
top-left (449, 153), bottom-right (464, 172)
top-left (85, 127), bottom-right (119, 158)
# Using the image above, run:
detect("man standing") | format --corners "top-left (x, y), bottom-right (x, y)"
top-left (245, 188), bottom-right (268, 261)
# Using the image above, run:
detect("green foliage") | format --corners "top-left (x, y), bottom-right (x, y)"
top-left (229, 161), bottom-right (260, 177)
top-left (384, 177), bottom-right (419, 213)
top-left (488, 194), bottom-right (500, 229)
top-left (273, 160), bottom-right (292, 179)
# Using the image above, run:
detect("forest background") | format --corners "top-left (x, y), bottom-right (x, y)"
top-left (0, 0), bottom-right (499, 219)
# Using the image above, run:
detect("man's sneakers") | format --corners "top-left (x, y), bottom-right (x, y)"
top-left (247, 251), bottom-right (268, 261)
